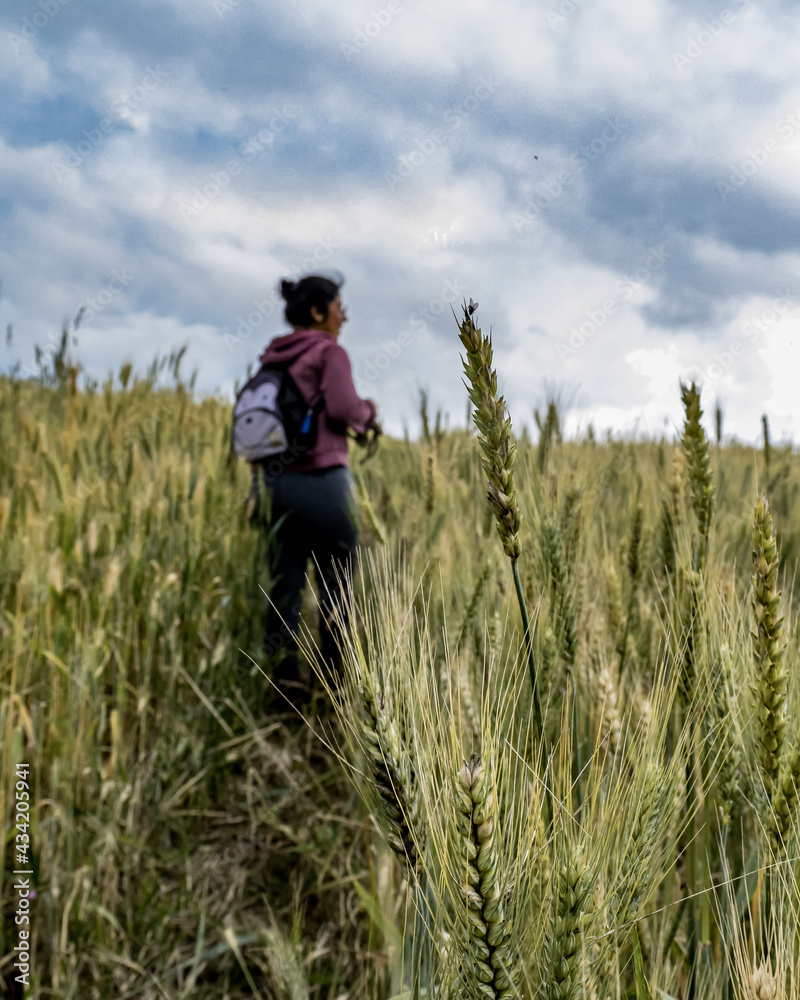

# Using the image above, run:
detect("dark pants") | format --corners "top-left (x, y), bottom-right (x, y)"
top-left (254, 465), bottom-right (358, 691)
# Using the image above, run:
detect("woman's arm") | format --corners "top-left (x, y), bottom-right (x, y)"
top-left (321, 342), bottom-right (377, 433)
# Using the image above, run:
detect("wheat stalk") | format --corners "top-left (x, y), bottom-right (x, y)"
top-left (659, 498), bottom-right (676, 580)
top-left (618, 501), bottom-right (643, 677)
top-left (455, 557), bottom-right (493, 651)
top-left (455, 301), bottom-right (547, 761)
top-left (540, 515), bottom-right (578, 673)
top-left (559, 488), bottom-right (582, 566)
top-left (680, 566), bottom-right (706, 702)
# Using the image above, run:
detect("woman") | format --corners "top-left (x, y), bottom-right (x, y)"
top-left (252, 273), bottom-right (378, 706)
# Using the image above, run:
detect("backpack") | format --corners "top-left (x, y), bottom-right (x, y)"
top-left (231, 362), bottom-right (321, 465)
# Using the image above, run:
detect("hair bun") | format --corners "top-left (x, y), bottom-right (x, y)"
top-left (280, 278), bottom-right (299, 300)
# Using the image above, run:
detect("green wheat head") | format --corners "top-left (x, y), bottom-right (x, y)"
top-left (456, 304), bottom-right (522, 561)
top-left (680, 382), bottom-right (714, 570)
top-left (453, 753), bottom-right (521, 1000)
top-left (751, 493), bottom-right (786, 804)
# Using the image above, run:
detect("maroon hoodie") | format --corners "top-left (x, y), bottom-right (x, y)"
top-left (258, 328), bottom-right (377, 472)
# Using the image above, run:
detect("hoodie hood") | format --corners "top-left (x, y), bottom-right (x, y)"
top-left (258, 328), bottom-right (334, 366)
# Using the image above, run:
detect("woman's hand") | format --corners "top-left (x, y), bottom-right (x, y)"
top-left (352, 423), bottom-right (382, 462)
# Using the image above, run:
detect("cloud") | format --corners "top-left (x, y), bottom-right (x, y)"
top-left (2, 0), bottom-right (800, 446)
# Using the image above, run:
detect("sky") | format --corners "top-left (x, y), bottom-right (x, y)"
top-left (2, 0), bottom-right (800, 443)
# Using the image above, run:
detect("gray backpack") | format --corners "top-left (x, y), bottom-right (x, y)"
top-left (231, 363), bottom-right (319, 463)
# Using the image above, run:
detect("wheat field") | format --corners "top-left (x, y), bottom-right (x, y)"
top-left (1, 316), bottom-right (799, 999)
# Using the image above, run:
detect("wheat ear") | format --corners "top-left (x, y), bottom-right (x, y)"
top-left (751, 962), bottom-right (779, 999)
top-left (359, 675), bottom-right (423, 879)
top-left (455, 301), bottom-right (547, 760)
top-left (715, 682), bottom-right (743, 831)
top-left (597, 664), bottom-right (622, 758)
top-left (454, 754), bottom-right (520, 1000)
top-left (751, 493), bottom-right (786, 807)
top-left (768, 743), bottom-right (800, 853)
top-left (456, 309), bottom-right (521, 562)
top-left (547, 845), bottom-right (591, 1000)
top-left (680, 382), bottom-right (714, 572)
top-left (614, 762), bottom-right (669, 925)
top-left (423, 451), bottom-right (436, 513)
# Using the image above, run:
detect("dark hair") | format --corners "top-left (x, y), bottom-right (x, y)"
top-left (280, 274), bottom-right (342, 328)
